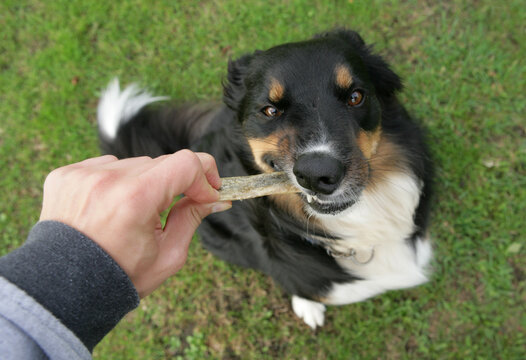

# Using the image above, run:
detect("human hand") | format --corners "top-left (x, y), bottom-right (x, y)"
top-left (39, 150), bottom-right (231, 297)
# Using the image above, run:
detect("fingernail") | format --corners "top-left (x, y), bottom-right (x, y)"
top-left (211, 201), bottom-right (232, 213)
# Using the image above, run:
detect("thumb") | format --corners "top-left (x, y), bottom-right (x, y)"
top-left (163, 198), bottom-right (232, 249)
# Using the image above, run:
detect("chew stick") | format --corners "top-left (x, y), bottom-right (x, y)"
top-left (218, 172), bottom-right (299, 201)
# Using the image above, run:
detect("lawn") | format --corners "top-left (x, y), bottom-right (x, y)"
top-left (1, 0), bottom-right (525, 359)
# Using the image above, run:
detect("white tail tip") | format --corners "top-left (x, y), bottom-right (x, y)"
top-left (97, 78), bottom-right (168, 140)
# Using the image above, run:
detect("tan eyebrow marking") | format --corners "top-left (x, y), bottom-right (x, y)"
top-left (335, 64), bottom-right (353, 89)
top-left (269, 78), bottom-right (285, 102)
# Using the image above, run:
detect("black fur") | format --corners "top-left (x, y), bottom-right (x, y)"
top-left (100, 30), bottom-right (432, 303)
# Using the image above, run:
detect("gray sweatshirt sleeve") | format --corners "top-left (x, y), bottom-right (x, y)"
top-left (0, 221), bottom-right (141, 358)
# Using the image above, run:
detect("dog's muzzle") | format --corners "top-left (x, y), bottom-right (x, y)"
top-left (292, 152), bottom-right (361, 215)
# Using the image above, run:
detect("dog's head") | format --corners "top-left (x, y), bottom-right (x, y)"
top-left (223, 30), bottom-right (403, 216)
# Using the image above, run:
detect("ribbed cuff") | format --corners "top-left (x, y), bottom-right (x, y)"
top-left (0, 221), bottom-right (140, 351)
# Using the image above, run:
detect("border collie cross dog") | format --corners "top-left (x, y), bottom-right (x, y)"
top-left (98, 30), bottom-right (433, 329)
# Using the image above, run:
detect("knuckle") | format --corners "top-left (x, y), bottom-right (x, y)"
top-left (86, 169), bottom-right (118, 194)
top-left (196, 151), bottom-right (212, 161)
top-left (43, 166), bottom-right (73, 191)
top-left (125, 182), bottom-right (146, 205)
top-left (155, 154), bottom-right (170, 161)
top-left (44, 169), bottom-right (59, 183)
top-left (43, 171), bottom-right (58, 192)
top-left (198, 152), bottom-right (216, 167)
top-left (174, 150), bottom-right (202, 177)
top-left (178, 149), bottom-right (199, 164)
top-left (101, 154), bottom-right (118, 162)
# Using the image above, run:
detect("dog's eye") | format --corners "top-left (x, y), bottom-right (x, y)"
top-left (348, 90), bottom-right (364, 107)
top-left (262, 106), bottom-right (281, 117)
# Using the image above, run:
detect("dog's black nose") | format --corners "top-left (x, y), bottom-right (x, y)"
top-left (293, 153), bottom-right (345, 195)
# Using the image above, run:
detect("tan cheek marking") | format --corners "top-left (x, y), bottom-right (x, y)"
top-left (357, 127), bottom-right (382, 159)
top-left (335, 64), bottom-right (353, 89)
top-left (366, 136), bottom-right (409, 190)
top-left (248, 136), bottom-right (280, 172)
top-left (247, 129), bottom-right (294, 172)
top-left (269, 78), bottom-right (285, 103)
top-left (372, 137), bottom-right (405, 173)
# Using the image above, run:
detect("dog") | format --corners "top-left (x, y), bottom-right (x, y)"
top-left (97, 29), bottom-right (433, 329)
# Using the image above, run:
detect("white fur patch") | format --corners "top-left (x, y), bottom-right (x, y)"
top-left (316, 172), bottom-right (433, 305)
top-left (291, 295), bottom-right (326, 329)
top-left (415, 236), bottom-right (433, 269)
top-left (97, 78), bottom-right (168, 140)
top-left (300, 143), bottom-right (333, 155)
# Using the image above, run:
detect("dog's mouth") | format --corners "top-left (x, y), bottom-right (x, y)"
top-left (298, 190), bottom-right (360, 215)
top-left (266, 155), bottom-right (363, 215)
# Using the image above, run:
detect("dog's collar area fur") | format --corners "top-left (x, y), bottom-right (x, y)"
top-left (326, 246), bottom-right (375, 265)
top-left (304, 234), bottom-right (375, 264)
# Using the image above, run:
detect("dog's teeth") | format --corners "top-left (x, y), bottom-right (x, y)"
top-left (306, 195), bottom-right (313, 203)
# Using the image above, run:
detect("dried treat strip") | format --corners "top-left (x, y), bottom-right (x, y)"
top-left (218, 172), bottom-right (299, 201)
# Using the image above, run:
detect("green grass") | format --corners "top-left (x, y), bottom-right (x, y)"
top-left (1, 0), bottom-right (525, 358)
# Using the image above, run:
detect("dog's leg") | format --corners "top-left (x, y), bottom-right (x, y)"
top-left (291, 295), bottom-right (326, 329)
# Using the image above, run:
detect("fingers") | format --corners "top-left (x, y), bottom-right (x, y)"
top-left (53, 151), bottom-right (224, 217)
top-left (78, 152), bottom-right (221, 201)
top-left (178, 152), bottom-right (221, 203)
top-left (194, 152), bottom-right (222, 190)
top-left (144, 150), bottom-right (221, 211)
top-left (161, 197), bottom-right (231, 270)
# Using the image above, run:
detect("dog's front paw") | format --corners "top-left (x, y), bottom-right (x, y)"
top-left (291, 295), bottom-right (326, 329)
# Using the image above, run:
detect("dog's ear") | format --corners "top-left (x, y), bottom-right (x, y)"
top-left (316, 29), bottom-right (403, 97)
top-left (358, 46), bottom-right (404, 98)
top-left (222, 53), bottom-right (254, 112)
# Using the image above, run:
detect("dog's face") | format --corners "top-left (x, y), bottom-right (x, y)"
top-left (224, 30), bottom-right (402, 215)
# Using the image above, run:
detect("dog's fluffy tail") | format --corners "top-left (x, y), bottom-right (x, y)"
top-left (97, 78), bottom-right (219, 158)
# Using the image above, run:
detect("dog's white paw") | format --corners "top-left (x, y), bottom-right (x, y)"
top-left (291, 295), bottom-right (326, 329)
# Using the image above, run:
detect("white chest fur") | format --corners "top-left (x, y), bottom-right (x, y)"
top-left (317, 172), bottom-right (432, 305)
